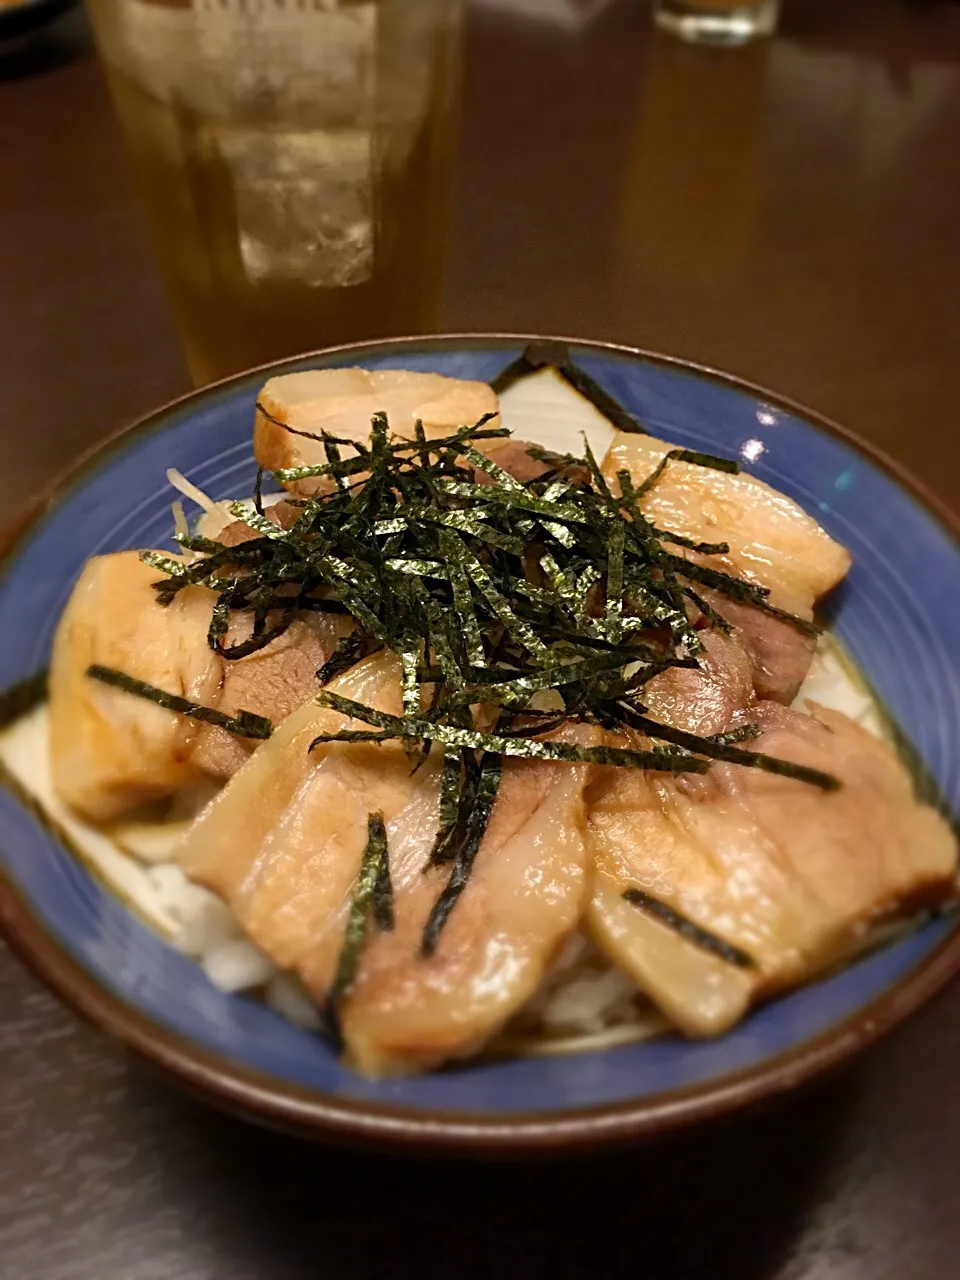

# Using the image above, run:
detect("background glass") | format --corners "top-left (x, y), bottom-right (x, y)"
top-left (654, 0), bottom-right (779, 45)
top-left (85, 0), bottom-right (463, 385)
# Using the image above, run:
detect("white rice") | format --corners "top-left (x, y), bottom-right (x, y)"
top-left (202, 937), bottom-right (278, 994)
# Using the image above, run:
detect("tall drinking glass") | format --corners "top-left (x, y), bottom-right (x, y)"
top-left (85, 0), bottom-right (463, 384)
top-left (654, 0), bottom-right (778, 45)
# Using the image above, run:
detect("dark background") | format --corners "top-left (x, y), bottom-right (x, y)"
top-left (2, 2), bottom-right (959, 1276)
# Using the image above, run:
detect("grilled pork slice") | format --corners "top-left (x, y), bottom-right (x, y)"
top-left (49, 551), bottom-right (344, 818)
top-left (181, 652), bottom-right (420, 943)
top-left (49, 552), bottom-right (221, 821)
top-left (600, 431), bottom-right (851, 701)
top-left (189, 613), bottom-right (350, 780)
top-left (642, 630), bottom-right (755, 738)
top-left (586, 702), bottom-right (957, 1036)
top-left (254, 368), bottom-right (501, 497)
top-left (693, 588), bottom-right (819, 705)
top-left (178, 651), bottom-right (597, 1076)
top-left (335, 724), bottom-right (597, 1077)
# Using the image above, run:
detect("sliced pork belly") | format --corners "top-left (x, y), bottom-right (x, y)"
top-left (179, 651), bottom-right (596, 1076)
top-left (49, 551), bottom-right (344, 817)
top-left (601, 431), bottom-right (851, 701)
top-left (179, 652), bottom-right (411, 908)
top-left (692, 588), bottom-right (816, 704)
top-left (335, 725), bottom-right (597, 1077)
top-left (49, 552), bottom-right (221, 821)
top-left (642, 630), bottom-right (755, 737)
top-left (189, 614), bottom-right (350, 779)
top-left (586, 702), bottom-right (957, 1036)
top-left (601, 431), bottom-right (850, 614)
top-left (254, 368), bottom-right (500, 498)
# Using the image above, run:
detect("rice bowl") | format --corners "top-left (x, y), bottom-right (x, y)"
top-left (0, 335), bottom-right (955, 1150)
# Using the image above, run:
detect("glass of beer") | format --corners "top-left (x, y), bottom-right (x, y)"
top-left (85, 0), bottom-right (463, 385)
top-left (653, 0), bottom-right (778, 45)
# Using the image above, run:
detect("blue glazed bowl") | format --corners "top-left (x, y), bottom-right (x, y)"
top-left (1, 336), bottom-right (957, 1153)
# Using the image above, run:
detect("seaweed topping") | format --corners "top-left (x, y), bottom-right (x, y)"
top-left (622, 888), bottom-right (756, 969)
top-left (96, 359), bottom-right (837, 963)
top-left (86, 665), bottom-right (272, 739)
top-left (324, 811), bottom-right (393, 1039)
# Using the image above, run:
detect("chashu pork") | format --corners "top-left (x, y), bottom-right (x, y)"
top-left (178, 650), bottom-right (598, 1076)
top-left (49, 551), bottom-right (345, 819)
top-left (50, 552), bottom-right (221, 822)
top-left (600, 431), bottom-right (852, 702)
top-left (642, 630), bottom-right (755, 738)
top-left (586, 701), bottom-right (957, 1037)
top-left (254, 368), bottom-right (501, 498)
top-left (336, 722), bottom-right (598, 1077)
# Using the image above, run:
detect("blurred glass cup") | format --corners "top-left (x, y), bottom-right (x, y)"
top-left (85, 0), bottom-right (463, 385)
top-left (653, 0), bottom-right (778, 45)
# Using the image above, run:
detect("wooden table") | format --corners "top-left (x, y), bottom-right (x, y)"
top-left (1, 2), bottom-right (958, 1276)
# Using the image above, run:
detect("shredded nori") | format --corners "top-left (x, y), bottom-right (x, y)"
top-left (316, 632), bottom-right (369, 686)
top-left (324, 810), bottom-right (393, 1039)
top-left (310, 692), bottom-right (710, 773)
top-left (103, 353), bottom-right (840, 961)
top-left (0, 669), bottom-right (48, 732)
top-left (421, 752), bottom-right (502, 957)
top-left (616, 707), bottom-right (840, 791)
top-left (622, 887), bottom-right (757, 969)
top-left (86, 665), bottom-right (272, 739)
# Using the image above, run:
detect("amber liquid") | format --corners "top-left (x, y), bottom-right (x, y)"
top-left (91, 4), bottom-right (460, 384)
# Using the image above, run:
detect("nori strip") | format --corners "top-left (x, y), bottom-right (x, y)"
top-left (316, 632), bottom-right (367, 685)
top-left (314, 692), bottom-right (709, 772)
top-left (86, 665), bottom-right (272, 739)
top-left (210, 601), bottom-right (298, 660)
top-left (256, 399), bottom-right (334, 446)
top-left (622, 888), bottom-right (756, 969)
top-left (324, 810), bottom-right (392, 1037)
top-left (401, 645), bottom-right (421, 720)
top-left (428, 747), bottom-right (466, 865)
top-left (369, 812), bottom-right (394, 932)
top-left (665, 555), bottom-right (821, 637)
top-left (634, 448), bottom-right (739, 499)
top-left (226, 502), bottom-right (289, 540)
top-left (708, 723), bottom-right (760, 746)
top-left (441, 532), bottom-right (484, 667)
top-left (421, 752), bottom-right (502, 956)
top-left (441, 651), bottom-right (629, 710)
top-left (683, 587), bottom-right (733, 635)
top-left (453, 544), bottom-right (549, 659)
top-left (618, 706), bottom-right (839, 790)
top-left (604, 518), bottom-right (625, 643)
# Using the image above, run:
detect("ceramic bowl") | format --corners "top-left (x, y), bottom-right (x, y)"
top-left (1, 335), bottom-right (957, 1154)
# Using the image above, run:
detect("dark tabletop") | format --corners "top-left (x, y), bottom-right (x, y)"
top-left (1, 2), bottom-right (959, 1277)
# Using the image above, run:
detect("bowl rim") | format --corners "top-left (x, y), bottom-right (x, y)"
top-left (1, 332), bottom-right (957, 1155)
